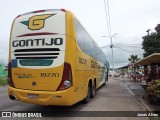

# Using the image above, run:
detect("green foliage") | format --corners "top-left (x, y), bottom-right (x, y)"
top-left (0, 78), bottom-right (8, 86)
top-left (0, 64), bottom-right (8, 77)
top-left (128, 54), bottom-right (140, 63)
top-left (149, 117), bottom-right (160, 120)
top-left (142, 24), bottom-right (160, 57)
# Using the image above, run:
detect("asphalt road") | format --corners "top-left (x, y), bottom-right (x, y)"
top-left (0, 78), bottom-right (149, 120)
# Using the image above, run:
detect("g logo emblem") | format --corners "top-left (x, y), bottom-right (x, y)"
top-left (21, 14), bottom-right (56, 30)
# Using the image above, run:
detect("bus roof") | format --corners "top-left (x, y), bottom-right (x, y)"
top-left (16, 9), bottom-right (67, 19)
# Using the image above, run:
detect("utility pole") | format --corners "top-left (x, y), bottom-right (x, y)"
top-left (110, 37), bottom-right (114, 74)
top-left (102, 33), bottom-right (117, 76)
top-left (110, 33), bottom-right (117, 76)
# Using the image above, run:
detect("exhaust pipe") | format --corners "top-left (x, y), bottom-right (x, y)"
top-left (9, 95), bottom-right (18, 101)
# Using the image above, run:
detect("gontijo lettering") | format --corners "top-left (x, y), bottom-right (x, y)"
top-left (12, 38), bottom-right (63, 47)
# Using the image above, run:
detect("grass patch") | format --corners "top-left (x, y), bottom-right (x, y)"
top-left (0, 78), bottom-right (8, 86)
top-left (150, 117), bottom-right (160, 120)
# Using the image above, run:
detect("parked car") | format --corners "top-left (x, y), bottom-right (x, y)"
top-left (132, 72), bottom-right (144, 77)
top-left (109, 71), bottom-right (120, 77)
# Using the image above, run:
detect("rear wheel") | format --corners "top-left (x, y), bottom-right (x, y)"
top-left (103, 72), bottom-right (108, 85)
top-left (91, 82), bottom-right (96, 98)
top-left (83, 83), bottom-right (91, 103)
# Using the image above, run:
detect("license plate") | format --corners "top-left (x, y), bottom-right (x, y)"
top-left (28, 94), bottom-right (39, 99)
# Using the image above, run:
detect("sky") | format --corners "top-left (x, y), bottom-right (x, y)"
top-left (0, 0), bottom-right (160, 68)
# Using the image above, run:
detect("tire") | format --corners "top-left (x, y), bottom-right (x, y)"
top-left (91, 82), bottom-right (96, 98)
top-left (106, 72), bottom-right (109, 81)
top-left (83, 83), bottom-right (91, 103)
top-left (103, 72), bottom-right (108, 86)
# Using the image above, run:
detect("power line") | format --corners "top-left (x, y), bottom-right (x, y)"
top-left (100, 45), bottom-right (144, 50)
top-left (114, 45), bottom-right (131, 53)
top-left (104, 0), bottom-right (111, 38)
top-left (101, 45), bottom-right (111, 49)
top-left (119, 46), bottom-right (142, 48)
top-left (104, 0), bottom-right (116, 73)
top-left (82, 45), bottom-right (110, 52)
top-left (113, 43), bottom-right (143, 48)
top-left (114, 43), bottom-right (142, 45)
top-left (106, 0), bottom-right (112, 36)
top-left (114, 45), bottom-right (144, 55)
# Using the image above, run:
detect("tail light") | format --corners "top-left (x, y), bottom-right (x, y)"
top-left (57, 62), bottom-right (72, 91)
top-left (8, 62), bottom-right (15, 88)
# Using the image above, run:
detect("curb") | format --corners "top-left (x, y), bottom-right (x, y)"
top-left (123, 81), bottom-right (153, 112)
top-left (136, 97), bottom-right (152, 111)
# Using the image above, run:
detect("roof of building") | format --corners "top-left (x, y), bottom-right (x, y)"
top-left (134, 53), bottom-right (160, 66)
top-left (116, 65), bottom-right (128, 69)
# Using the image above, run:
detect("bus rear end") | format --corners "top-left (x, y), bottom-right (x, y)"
top-left (8, 9), bottom-right (74, 106)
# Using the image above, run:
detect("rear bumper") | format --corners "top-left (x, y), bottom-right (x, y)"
top-left (8, 86), bottom-right (74, 106)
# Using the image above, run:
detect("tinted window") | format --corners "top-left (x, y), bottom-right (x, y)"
top-left (74, 18), bottom-right (106, 63)
top-left (74, 19), bottom-right (85, 51)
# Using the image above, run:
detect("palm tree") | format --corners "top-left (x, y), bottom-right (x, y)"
top-left (128, 55), bottom-right (140, 81)
top-left (128, 55), bottom-right (140, 63)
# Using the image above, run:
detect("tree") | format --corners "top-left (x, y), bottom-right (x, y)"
top-left (128, 55), bottom-right (140, 63)
top-left (128, 55), bottom-right (140, 81)
top-left (142, 24), bottom-right (160, 57)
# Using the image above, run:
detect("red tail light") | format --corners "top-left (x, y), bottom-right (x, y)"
top-left (8, 62), bottom-right (15, 88)
top-left (57, 62), bottom-right (72, 91)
